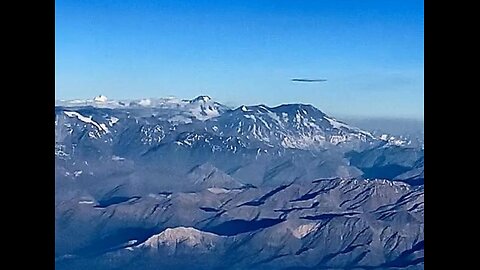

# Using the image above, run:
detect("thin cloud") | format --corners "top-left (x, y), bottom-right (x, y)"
top-left (291, 78), bottom-right (327, 83)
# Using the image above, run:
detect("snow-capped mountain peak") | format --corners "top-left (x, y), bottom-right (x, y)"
top-left (93, 95), bottom-right (108, 103)
top-left (189, 95), bottom-right (212, 103)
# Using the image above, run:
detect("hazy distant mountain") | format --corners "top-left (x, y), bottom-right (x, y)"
top-left (342, 117), bottom-right (424, 148)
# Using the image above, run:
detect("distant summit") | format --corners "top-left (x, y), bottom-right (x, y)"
top-left (93, 95), bottom-right (108, 103)
top-left (189, 95), bottom-right (212, 103)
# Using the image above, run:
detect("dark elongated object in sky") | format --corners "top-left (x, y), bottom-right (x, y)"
top-left (291, 78), bottom-right (327, 82)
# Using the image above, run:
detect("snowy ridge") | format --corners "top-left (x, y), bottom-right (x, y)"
top-left (64, 111), bottom-right (109, 133)
top-left (56, 95), bottom-right (383, 152)
top-left (325, 116), bottom-right (374, 139)
top-left (209, 103), bottom-right (377, 149)
top-left (57, 95), bottom-right (228, 121)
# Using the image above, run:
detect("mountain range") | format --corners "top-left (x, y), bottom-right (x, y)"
top-left (55, 95), bottom-right (424, 269)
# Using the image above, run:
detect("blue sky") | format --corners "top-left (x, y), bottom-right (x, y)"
top-left (55, 0), bottom-right (424, 119)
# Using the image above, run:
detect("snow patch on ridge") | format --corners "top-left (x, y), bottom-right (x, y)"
top-left (325, 116), bottom-right (352, 130)
top-left (207, 187), bottom-right (231, 194)
top-left (109, 116), bottom-right (119, 126)
top-left (64, 111), bottom-right (109, 133)
top-left (291, 223), bottom-right (320, 239)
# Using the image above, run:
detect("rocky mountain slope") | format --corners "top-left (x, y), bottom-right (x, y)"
top-left (56, 178), bottom-right (423, 270)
